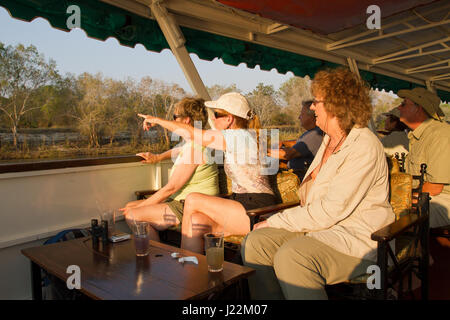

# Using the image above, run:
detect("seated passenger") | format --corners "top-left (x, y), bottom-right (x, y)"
top-left (138, 92), bottom-right (277, 253)
top-left (380, 107), bottom-right (409, 157)
top-left (121, 97), bottom-right (219, 241)
top-left (396, 87), bottom-right (450, 228)
top-left (241, 68), bottom-right (395, 300)
top-left (268, 100), bottom-right (323, 179)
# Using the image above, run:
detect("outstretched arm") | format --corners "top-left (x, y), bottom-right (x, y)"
top-left (422, 182), bottom-right (444, 197)
top-left (137, 147), bottom-right (181, 163)
top-left (120, 144), bottom-right (202, 215)
top-left (268, 147), bottom-right (301, 160)
top-left (138, 114), bottom-right (226, 151)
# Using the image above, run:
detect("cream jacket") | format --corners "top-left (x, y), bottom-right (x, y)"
top-left (267, 127), bottom-right (395, 262)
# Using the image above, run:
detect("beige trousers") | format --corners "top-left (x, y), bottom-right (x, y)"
top-left (430, 193), bottom-right (450, 228)
top-left (241, 227), bottom-right (373, 300)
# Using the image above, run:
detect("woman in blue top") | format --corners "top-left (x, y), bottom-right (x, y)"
top-left (139, 92), bottom-right (276, 253)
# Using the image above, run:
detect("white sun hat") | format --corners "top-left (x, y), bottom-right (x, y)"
top-left (205, 92), bottom-right (254, 120)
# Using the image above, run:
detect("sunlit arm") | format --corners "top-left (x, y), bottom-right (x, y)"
top-left (137, 147), bottom-right (181, 163)
top-left (280, 140), bottom-right (297, 148)
top-left (120, 145), bottom-right (198, 214)
top-left (138, 114), bottom-right (226, 151)
top-left (136, 163), bottom-right (198, 206)
top-left (268, 148), bottom-right (286, 160)
top-left (136, 145), bottom-right (201, 207)
top-left (267, 147), bottom-right (301, 161)
top-left (422, 182), bottom-right (444, 197)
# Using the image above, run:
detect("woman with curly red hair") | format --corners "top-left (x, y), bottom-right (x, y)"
top-left (242, 68), bottom-right (395, 300)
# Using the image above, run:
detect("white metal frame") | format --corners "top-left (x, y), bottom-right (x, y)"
top-left (327, 4), bottom-right (450, 51)
top-left (97, 0), bottom-right (450, 95)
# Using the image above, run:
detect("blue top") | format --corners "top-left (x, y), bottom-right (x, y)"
top-left (288, 127), bottom-right (323, 171)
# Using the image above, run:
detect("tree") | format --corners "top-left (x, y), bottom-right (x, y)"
top-left (370, 89), bottom-right (402, 129)
top-left (73, 73), bottom-right (107, 147)
top-left (0, 42), bottom-right (59, 146)
top-left (246, 83), bottom-right (281, 126)
top-left (25, 76), bottom-right (77, 128)
top-left (38, 74), bottom-right (79, 128)
top-left (133, 77), bottom-right (185, 147)
top-left (102, 78), bottom-right (132, 146)
top-left (279, 76), bottom-right (312, 123)
top-left (207, 84), bottom-right (240, 100)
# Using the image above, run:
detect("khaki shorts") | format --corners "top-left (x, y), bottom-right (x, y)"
top-left (165, 198), bottom-right (185, 223)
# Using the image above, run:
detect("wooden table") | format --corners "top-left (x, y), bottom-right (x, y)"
top-left (21, 237), bottom-right (254, 300)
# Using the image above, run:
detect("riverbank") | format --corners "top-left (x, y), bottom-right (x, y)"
top-left (0, 126), bottom-right (301, 163)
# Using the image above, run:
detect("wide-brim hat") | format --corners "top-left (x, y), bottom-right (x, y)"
top-left (205, 92), bottom-right (253, 120)
top-left (397, 87), bottom-right (444, 121)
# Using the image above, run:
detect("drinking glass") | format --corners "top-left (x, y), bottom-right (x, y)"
top-left (204, 232), bottom-right (224, 272)
top-left (132, 221), bottom-right (150, 257)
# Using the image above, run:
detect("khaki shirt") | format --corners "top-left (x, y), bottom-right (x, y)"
top-left (405, 119), bottom-right (450, 228)
top-left (267, 127), bottom-right (395, 262)
top-left (406, 119), bottom-right (450, 196)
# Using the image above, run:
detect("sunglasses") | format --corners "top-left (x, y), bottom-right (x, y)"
top-left (213, 111), bottom-right (228, 119)
top-left (173, 114), bottom-right (184, 120)
top-left (399, 101), bottom-right (407, 108)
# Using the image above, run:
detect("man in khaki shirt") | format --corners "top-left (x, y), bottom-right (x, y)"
top-left (397, 87), bottom-right (450, 228)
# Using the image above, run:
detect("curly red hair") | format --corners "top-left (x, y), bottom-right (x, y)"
top-left (311, 68), bottom-right (372, 134)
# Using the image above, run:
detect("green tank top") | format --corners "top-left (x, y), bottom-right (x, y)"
top-left (169, 141), bottom-right (219, 201)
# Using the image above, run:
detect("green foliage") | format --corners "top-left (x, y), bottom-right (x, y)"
top-left (2, 41), bottom-right (448, 163)
top-left (0, 42), bottom-right (60, 146)
top-left (440, 103), bottom-right (450, 122)
top-left (207, 84), bottom-right (240, 100)
top-left (246, 82), bottom-right (282, 126)
top-left (270, 112), bottom-right (294, 125)
top-left (370, 89), bottom-right (403, 129)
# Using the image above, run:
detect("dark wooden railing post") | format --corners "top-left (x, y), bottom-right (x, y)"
top-left (377, 242), bottom-right (388, 299)
top-left (420, 193), bottom-right (430, 300)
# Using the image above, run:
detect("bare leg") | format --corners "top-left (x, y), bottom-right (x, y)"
top-left (181, 193), bottom-right (250, 253)
top-left (182, 212), bottom-right (215, 253)
top-left (127, 203), bottom-right (179, 242)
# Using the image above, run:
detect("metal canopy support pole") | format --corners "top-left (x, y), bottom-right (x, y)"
top-left (347, 57), bottom-right (361, 80)
top-left (426, 80), bottom-right (436, 93)
top-left (150, 0), bottom-right (210, 100)
top-left (149, 0), bottom-right (215, 128)
top-left (347, 57), bottom-right (378, 134)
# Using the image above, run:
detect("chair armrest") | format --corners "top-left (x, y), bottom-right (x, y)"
top-left (372, 192), bottom-right (430, 242)
top-left (246, 201), bottom-right (299, 218)
top-left (135, 190), bottom-right (158, 200)
top-left (371, 213), bottom-right (426, 242)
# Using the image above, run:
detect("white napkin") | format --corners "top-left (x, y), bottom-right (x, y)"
top-left (171, 252), bottom-right (199, 265)
top-left (178, 256), bottom-right (199, 265)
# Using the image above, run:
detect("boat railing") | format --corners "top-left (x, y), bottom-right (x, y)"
top-left (0, 155), bottom-right (173, 249)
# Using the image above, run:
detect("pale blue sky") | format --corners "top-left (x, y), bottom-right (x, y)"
top-left (0, 7), bottom-right (294, 95)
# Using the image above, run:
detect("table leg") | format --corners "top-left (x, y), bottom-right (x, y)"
top-left (30, 261), bottom-right (43, 300)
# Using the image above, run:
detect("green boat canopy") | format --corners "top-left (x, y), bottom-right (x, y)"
top-left (1, 0), bottom-right (449, 101)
